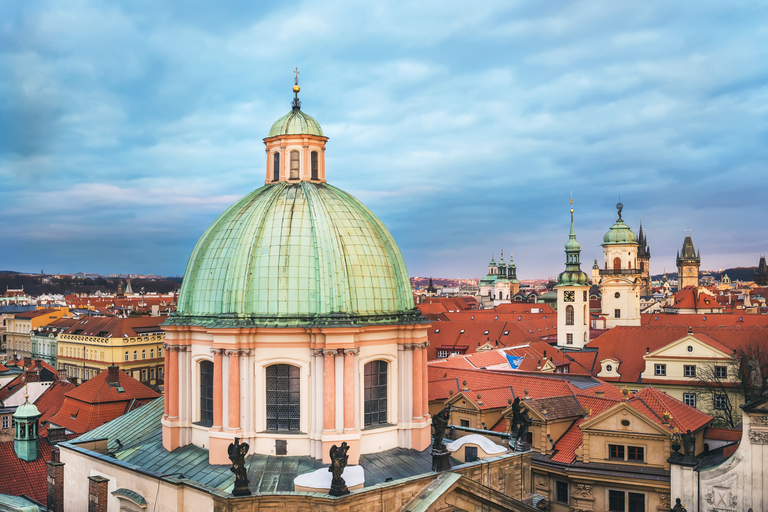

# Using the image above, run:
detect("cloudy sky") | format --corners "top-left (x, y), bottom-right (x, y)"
top-left (2, 1), bottom-right (767, 280)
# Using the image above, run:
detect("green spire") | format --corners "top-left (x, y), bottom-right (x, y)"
top-left (557, 198), bottom-right (589, 287)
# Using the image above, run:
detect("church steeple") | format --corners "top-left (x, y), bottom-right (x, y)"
top-left (557, 198), bottom-right (590, 349)
top-left (13, 394), bottom-right (41, 462)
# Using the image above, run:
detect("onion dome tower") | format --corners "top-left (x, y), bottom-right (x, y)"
top-left (556, 199), bottom-right (590, 349)
top-left (677, 231), bottom-right (701, 290)
top-left (599, 202), bottom-right (641, 327)
top-left (13, 394), bottom-right (41, 462)
top-left (162, 77), bottom-right (431, 465)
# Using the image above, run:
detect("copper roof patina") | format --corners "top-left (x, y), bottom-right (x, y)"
top-left (171, 181), bottom-right (423, 328)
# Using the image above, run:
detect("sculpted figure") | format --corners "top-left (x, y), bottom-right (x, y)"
top-left (328, 442), bottom-right (350, 496)
top-left (227, 438), bottom-right (251, 496)
top-left (682, 430), bottom-right (695, 457)
top-left (432, 406), bottom-right (452, 450)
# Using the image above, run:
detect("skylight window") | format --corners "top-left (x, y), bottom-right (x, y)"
top-left (484, 331), bottom-right (489, 335)
top-left (434, 329), bottom-right (440, 333)
top-left (503, 331), bottom-right (509, 335)
top-left (460, 330), bottom-right (465, 334)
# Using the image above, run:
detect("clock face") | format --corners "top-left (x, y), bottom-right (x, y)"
top-left (564, 291), bottom-right (575, 302)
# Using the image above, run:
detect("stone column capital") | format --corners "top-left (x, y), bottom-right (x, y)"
top-left (211, 348), bottom-right (225, 355)
top-left (322, 349), bottom-right (338, 357)
top-left (342, 348), bottom-right (359, 356)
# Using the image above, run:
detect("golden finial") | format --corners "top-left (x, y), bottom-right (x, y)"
top-left (570, 192), bottom-right (574, 214)
top-left (293, 67), bottom-right (300, 93)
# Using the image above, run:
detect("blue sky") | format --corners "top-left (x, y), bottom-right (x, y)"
top-left (2, 1), bottom-right (767, 279)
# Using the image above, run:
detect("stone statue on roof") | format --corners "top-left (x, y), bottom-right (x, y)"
top-left (227, 438), bottom-right (251, 496)
top-left (328, 442), bottom-right (350, 496)
top-left (514, 404), bottom-right (533, 451)
top-left (432, 406), bottom-right (452, 450)
top-left (670, 497), bottom-right (687, 512)
top-left (683, 430), bottom-right (695, 457)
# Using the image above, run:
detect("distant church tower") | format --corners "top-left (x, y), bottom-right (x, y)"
top-left (592, 258), bottom-right (600, 285)
top-left (677, 232), bottom-right (701, 290)
top-left (754, 256), bottom-right (768, 286)
top-left (599, 202), bottom-right (641, 327)
top-left (637, 221), bottom-right (651, 295)
top-left (557, 200), bottom-right (590, 349)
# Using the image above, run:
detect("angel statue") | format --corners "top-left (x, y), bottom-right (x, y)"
top-left (328, 442), bottom-right (350, 496)
top-left (227, 438), bottom-right (251, 496)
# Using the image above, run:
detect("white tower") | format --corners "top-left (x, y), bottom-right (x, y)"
top-left (556, 200), bottom-right (590, 349)
top-left (599, 202), bottom-right (641, 327)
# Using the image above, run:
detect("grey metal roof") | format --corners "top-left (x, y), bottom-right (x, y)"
top-left (71, 396), bottom-right (447, 494)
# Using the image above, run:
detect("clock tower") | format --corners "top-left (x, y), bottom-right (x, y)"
top-left (676, 232), bottom-right (700, 290)
top-left (556, 200), bottom-right (590, 349)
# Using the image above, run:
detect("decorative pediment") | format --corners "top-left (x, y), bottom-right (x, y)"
top-left (446, 391), bottom-right (481, 411)
top-left (645, 333), bottom-right (733, 360)
top-left (579, 402), bottom-right (671, 436)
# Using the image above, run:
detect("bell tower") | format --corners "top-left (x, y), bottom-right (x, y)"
top-left (599, 202), bottom-right (641, 327)
top-left (556, 199), bottom-right (590, 349)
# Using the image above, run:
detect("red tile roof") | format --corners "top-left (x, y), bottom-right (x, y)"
top-left (0, 360), bottom-right (58, 402)
top-left (33, 380), bottom-right (78, 436)
top-left (63, 316), bottom-right (166, 338)
top-left (627, 387), bottom-right (712, 433)
top-left (642, 312), bottom-right (768, 328)
top-left (586, 325), bottom-right (768, 383)
top-left (0, 438), bottom-right (56, 503)
top-left (47, 367), bottom-right (159, 434)
top-left (705, 427), bottom-right (742, 442)
top-left (12, 309), bottom-right (60, 319)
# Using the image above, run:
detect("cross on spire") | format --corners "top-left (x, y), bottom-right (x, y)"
top-left (294, 67), bottom-right (300, 85)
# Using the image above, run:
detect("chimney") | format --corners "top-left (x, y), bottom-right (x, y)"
top-left (46, 460), bottom-right (65, 512)
top-left (107, 365), bottom-right (120, 385)
top-left (25, 370), bottom-right (38, 383)
top-left (595, 390), bottom-right (605, 397)
top-left (57, 368), bottom-right (68, 382)
top-left (151, 304), bottom-right (160, 317)
top-left (23, 357), bottom-right (32, 368)
top-left (88, 475), bottom-right (110, 512)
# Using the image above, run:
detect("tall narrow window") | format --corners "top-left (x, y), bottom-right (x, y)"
top-left (199, 361), bottom-right (214, 427)
top-left (364, 361), bottom-right (388, 426)
top-left (290, 150), bottom-right (300, 179)
top-left (613, 257), bottom-right (621, 270)
top-left (311, 151), bottom-right (318, 180)
top-left (266, 364), bottom-right (300, 431)
top-left (273, 152), bottom-right (280, 181)
top-left (565, 305), bottom-right (574, 326)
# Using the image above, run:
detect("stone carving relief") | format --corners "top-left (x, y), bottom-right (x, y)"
top-left (751, 415), bottom-right (768, 426)
top-left (705, 487), bottom-right (737, 512)
top-left (748, 429), bottom-right (768, 444)
top-left (572, 484), bottom-right (592, 498)
top-left (658, 493), bottom-right (670, 508)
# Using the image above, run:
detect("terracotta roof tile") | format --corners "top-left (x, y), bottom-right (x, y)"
top-left (628, 387), bottom-right (712, 432)
top-left (705, 427), bottom-right (742, 442)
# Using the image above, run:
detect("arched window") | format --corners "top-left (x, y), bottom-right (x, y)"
top-left (133, 350), bottom-right (137, 360)
top-left (150, 349), bottom-right (154, 359)
top-left (273, 152), bottom-right (280, 181)
top-left (640, 262), bottom-right (644, 271)
top-left (266, 364), bottom-right (300, 431)
top-left (584, 305), bottom-right (588, 325)
top-left (613, 257), bottom-right (621, 270)
top-left (142, 350), bottom-right (146, 360)
top-left (311, 151), bottom-right (318, 180)
top-left (566, 305), bottom-right (574, 326)
top-left (364, 361), bottom-right (388, 426)
top-left (124, 351), bottom-right (129, 361)
top-left (290, 150), bottom-right (300, 179)
top-left (628, 260), bottom-right (632, 269)
top-left (199, 361), bottom-right (214, 427)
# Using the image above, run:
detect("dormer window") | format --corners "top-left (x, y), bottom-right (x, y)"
top-left (290, 150), bottom-right (300, 179)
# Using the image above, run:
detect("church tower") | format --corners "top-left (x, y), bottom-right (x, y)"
top-left (592, 258), bottom-right (600, 285)
top-left (556, 200), bottom-right (590, 349)
top-left (599, 202), bottom-right (641, 327)
top-left (677, 232), bottom-right (701, 290)
top-left (637, 222), bottom-right (651, 295)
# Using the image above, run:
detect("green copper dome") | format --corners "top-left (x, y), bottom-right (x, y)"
top-left (602, 219), bottom-right (638, 245)
top-left (268, 108), bottom-right (324, 137)
top-left (14, 399), bottom-right (40, 419)
top-left (171, 181), bottom-right (420, 327)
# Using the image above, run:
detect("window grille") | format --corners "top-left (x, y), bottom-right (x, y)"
top-left (200, 361), bottom-right (214, 427)
top-left (266, 364), bottom-right (301, 431)
top-left (364, 361), bottom-right (388, 426)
